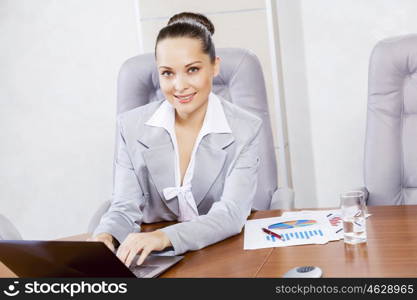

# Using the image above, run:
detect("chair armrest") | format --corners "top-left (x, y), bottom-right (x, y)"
top-left (270, 187), bottom-right (295, 210)
top-left (87, 199), bottom-right (111, 234)
top-left (358, 187), bottom-right (369, 204)
top-left (353, 186), bottom-right (369, 205)
top-left (0, 214), bottom-right (23, 240)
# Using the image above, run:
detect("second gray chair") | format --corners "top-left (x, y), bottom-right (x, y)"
top-left (364, 34), bottom-right (417, 205)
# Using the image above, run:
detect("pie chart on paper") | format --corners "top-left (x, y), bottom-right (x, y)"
top-left (268, 219), bottom-right (317, 230)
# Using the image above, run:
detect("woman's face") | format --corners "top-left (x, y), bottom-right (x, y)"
top-left (156, 37), bottom-right (220, 119)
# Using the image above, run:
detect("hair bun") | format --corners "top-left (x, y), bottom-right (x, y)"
top-left (168, 12), bottom-right (215, 35)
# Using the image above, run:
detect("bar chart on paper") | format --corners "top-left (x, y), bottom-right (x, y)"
top-left (265, 229), bottom-right (324, 242)
top-left (265, 219), bottom-right (323, 242)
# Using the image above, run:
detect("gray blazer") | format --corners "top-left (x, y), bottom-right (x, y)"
top-left (94, 97), bottom-right (262, 255)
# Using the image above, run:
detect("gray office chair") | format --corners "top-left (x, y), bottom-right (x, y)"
top-left (0, 214), bottom-right (22, 240)
top-left (364, 34), bottom-right (417, 205)
top-left (88, 48), bottom-right (294, 233)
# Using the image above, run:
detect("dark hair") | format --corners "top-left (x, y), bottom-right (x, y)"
top-left (155, 12), bottom-right (216, 63)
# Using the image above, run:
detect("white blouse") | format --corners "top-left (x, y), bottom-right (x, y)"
top-left (145, 92), bottom-right (232, 221)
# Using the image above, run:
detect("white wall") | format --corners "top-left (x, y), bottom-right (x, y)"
top-left (276, 0), bottom-right (317, 208)
top-left (0, 0), bottom-right (139, 239)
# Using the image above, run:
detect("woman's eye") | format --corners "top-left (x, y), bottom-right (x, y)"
top-left (161, 71), bottom-right (173, 76)
top-left (188, 67), bottom-right (199, 73)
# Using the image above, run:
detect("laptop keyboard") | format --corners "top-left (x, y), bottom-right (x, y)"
top-left (130, 266), bottom-right (159, 278)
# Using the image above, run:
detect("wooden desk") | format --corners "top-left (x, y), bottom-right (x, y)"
top-left (258, 205), bottom-right (417, 278)
top-left (1, 206), bottom-right (416, 278)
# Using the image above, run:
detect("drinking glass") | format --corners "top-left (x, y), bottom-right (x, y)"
top-left (340, 191), bottom-right (367, 244)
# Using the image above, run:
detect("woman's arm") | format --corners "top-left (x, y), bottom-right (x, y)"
top-left (92, 117), bottom-right (146, 245)
top-left (159, 119), bottom-right (262, 255)
top-left (93, 115), bottom-right (174, 267)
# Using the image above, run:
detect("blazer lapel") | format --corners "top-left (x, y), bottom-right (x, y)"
top-left (192, 133), bottom-right (235, 207)
top-left (137, 125), bottom-right (179, 216)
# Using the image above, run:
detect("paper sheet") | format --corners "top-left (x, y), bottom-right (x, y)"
top-left (243, 215), bottom-right (332, 250)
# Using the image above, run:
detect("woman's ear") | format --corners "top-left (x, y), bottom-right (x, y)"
top-left (213, 56), bottom-right (221, 77)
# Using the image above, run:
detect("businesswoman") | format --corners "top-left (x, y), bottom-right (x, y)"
top-left (92, 12), bottom-right (262, 267)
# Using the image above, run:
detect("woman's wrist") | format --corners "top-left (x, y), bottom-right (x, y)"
top-left (96, 232), bottom-right (119, 246)
top-left (95, 232), bottom-right (113, 240)
top-left (156, 230), bottom-right (172, 249)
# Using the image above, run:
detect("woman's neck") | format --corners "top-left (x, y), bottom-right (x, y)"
top-left (175, 100), bottom-right (208, 130)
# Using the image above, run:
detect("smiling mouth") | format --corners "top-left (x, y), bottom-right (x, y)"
top-left (174, 92), bottom-right (196, 103)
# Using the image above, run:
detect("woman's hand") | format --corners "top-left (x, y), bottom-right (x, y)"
top-left (116, 230), bottom-right (172, 267)
top-left (89, 233), bottom-right (116, 252)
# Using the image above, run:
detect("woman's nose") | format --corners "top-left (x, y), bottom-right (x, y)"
top-left (173, 75), bottom-right (188, 92)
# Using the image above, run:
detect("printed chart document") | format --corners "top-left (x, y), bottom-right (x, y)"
top-left (244, 214), bottom-right (333, 250)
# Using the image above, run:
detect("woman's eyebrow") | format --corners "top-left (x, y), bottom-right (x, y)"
top-left (185, 61), bottom-right (202, 67)
top-left (158, 61), bottom-right (202, 69)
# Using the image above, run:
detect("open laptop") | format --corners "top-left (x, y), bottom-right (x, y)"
top-left (0, 240), bottom-right (183, 278)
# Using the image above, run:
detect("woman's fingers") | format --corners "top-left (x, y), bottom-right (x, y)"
top-left (136, 246), bottom-right (152, 266)
top-left (90, 234), bottom-right (116, 252)
top-left (116, 244), bottom-right (130, 264)
top-left (125, 244), bottom-right (142, 267)
top-left (103, 240), bottom-right (115, 252)
top-left (115, 232), bottom-right (170, 267)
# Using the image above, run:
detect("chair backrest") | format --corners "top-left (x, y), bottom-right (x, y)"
top-left (0, 214), bottom-right (22, 240)
top-left (116, 48), bottom-right (277, 210)
top-left (365, 34), bottom-right (417, 205)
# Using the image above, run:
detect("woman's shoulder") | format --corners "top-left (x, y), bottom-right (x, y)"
top-left (219, 97), bottom-right (263, 139)
top-left (219, 97), bottom-right (262, 124)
